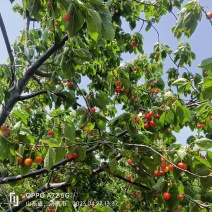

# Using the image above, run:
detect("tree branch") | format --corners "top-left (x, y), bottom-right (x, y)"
top-left (0, 35), bottom-right (68, 126)
top-left (18, 90), bottom-right (67, 101)
top-left (0, 143), bottom-right (99, 184)
top-left (0, 13), bottom-right (15, 87)
top-left (35, 69), bottom-right (53, 77)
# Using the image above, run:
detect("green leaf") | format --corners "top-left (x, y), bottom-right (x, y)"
top-left (195, 138), bottom-right (212, 150)
top-left (172, 78), bottom-right (188, 86)
top-left (55, 148), bottom-right (66, 163)
top-left (44, 147), bottom-right (56, 171)
top-left (177, 150), bottom-right (187, 160)
top-left (63, 122), bottom-right (76, 144)
top-left (177, 181), bottom-right (184, 194)
top-left (77, 146), bottom-right (86, 161)
top-left (85, 8), bottom-right (102, 40)
top-left (198, 57), bottom-right (212, 69)
top-left (201, 86), bottom-right (212, 100)
top-left (109, 158), bottom-right (118, 174)
top-left (0, 137), bottom-right (10, 160)
top-left (88, 0), bottom-right (103, 6)
top-left (98, 6), bottom-right (114, 40)
top-left (76, 106), bottom-right (86, 116)
top-left (74, 48), bottom-right (92, 60)
top-left (66, 5), bottom-right (84, 37)
top-left (152, 177), bottom-right (166, 192)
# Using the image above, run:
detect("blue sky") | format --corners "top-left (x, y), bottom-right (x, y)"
top-left (0, 0), bottom-right (212, 145)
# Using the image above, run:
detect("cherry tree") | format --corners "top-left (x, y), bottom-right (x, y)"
top-left (0, 0), bottom-right (212, 211)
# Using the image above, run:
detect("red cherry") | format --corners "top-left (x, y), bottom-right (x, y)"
top-left (47, 130), bottom-right (53, 136)
top-left (86, 108), bottom-right (89, 113)
top-left (149, 111), bottom-right (154, 117)
top-left (54, 23), bottom-right (59, 27)
top-left (1, 125), bottom-right (7, 132)
top-left (160, 163), bottom-right (166, 170)
top-left (178, 194), bottom-right (184, 199)
top-left (127, 159), bottom-right (133, 165)
top-left (163, 192), bottom-right (171, 200)
top-left (17, 157), bottom-right (23, 164)
top-left (207, 12), bottom-right (212, 19)
top-left (183, 163), bottom-right (188, 170)
top-left (67, 82), bottom-right (73, 88)
top-left (200, 155), bottom-right (205, 159)
top-left (178, 162), bottom-right (187, 170)
top-left (144, 122), bottom-right (149, 128)
top-left (62, 79), bottom-right (67, 83)
top-left (155, 113), bottom-right (160, 119)
top-left (91, 108), bottom-right (96, 113)
top-left (131, 95), bottom-right (136, 100)
top-left (160, 170), bottom-right (165, 176)
top-left (66, 154), bottom-right (72, 160)
top-left (63, 13), bottom-right (70, 22)
top-left (46, 2), bottom-right (52, 8)
top-left (150, 121), bottom-right (156, 127)
top-left (35, 156), bottom-right (43, 163)
top-left (150, 83), bottom-right (154, 88)
top-left (135, 119), bottom-right (140, 124)
top-left (125, 89), bottom-right (129, 94)
top-left (145, 113), bottom-right (151, 120)
top-left (154, 170), bottom-right (160, 176)
top-left (133, 67), bottom-right (138, 71)
top-left (24, 158), bottom-right (32, 166)
top-left (88, 131), bottom-right (93, 136)
top-left (168, 164), bottom-right (174, 171)
top-left (116, 81), bottom-right (121, 86)
top-left (72, 153), bottom-right (78, 159)
top-left (210, 116), bottom-right (212, 120)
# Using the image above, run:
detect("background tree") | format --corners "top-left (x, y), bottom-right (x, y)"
top-left (1, 0), bottom-right (212, 211)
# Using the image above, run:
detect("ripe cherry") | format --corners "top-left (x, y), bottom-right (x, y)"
top-left (46, 2), bottom-right (52, 8)
top-left (47, 130), bottom-right (53, 136)
top-left (17, 157), bottom-right (23, 164)
top-left (66, 154), bottom-right (72, 160)
top-left (154, 170), bottom-right (160, 176)
top-left (125, 89), bottom-right (129, 94)
top-left (127, 159), bottom-right (133, 165)
top-left (150, 83), bottom-right (154, 88)
top-left (72, 153), bottom-right (78, 159)
top-left (133, 67), bottom-right (138, 71)
top-left (178, 194), bottom-right (184, 199)
top-left (207, 12), bottom-right (212, 19)
top-left (210, 116), bottom-right (212, 120)
top-left (178, 162), bottom-right (187, 170)
top-left (63, 13), bottom-right (70, 22)
top-left (145, 113), bottom-right (151, 120)
top-left (168, 164), bottom-right (174, 171)
top-left (67, 82), bottom-right (73, 88)
top-left (62, 79), bottom-right (67, 83)
top-left (160, 170), bottom-right (165, 176)
top-left (135, 119), bottom-right (140, 124)
top-left (24, 158), bottom-right (32, 166)
top-left (144, 122), bottom-right (149, 128)
top-left (54, 23), bottom-right (59, 27)
top-left (155, 113), bottom-right (160, 119)
top-left (149, 111), bottom-right (154, 117)
top-left (116, 80), bottom-right (121, 86)
top-left (150, 121), bottom-right (156, 127)
top-left (91, 108), bottom-right (96, 113)
top-left (35, 156), bottom-right (42, 163)
top-left (163, 192), bottom-right (171, 200)
top-left (160, 163), bottom-right (166, 170)
top-left (131, 95), bottom-right (136, 100)
top-left (1, 125), bottom-right (7, 132)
